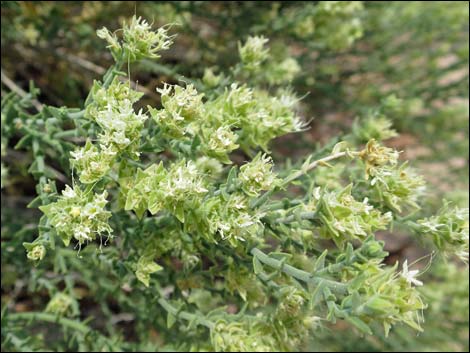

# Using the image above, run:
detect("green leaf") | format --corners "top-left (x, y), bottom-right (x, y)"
top-left (345, 316), bottom-right (372, 335)
top-left (332, 141), bottom-right (348, 154)
top-left (252, 256), bottom-right (263, 274)
top-left (269, 252), bottom-right (293, 261)
top-left (167, 312), bottom-right (177, 329)
top-left (314, 250), bottom-right (328, 272)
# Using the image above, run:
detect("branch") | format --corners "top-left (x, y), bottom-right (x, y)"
top-left (157, 297), bottom-right (215, 329)
top-left (1, 68), bottom-right (43, 111)
top-left (282, 151), bottom-right (359, 186)
top-left (250, 247), bottom-right (348, 295)
top-left (8, 311), bottom-right (120, 349)
top-left (8, 312), bottom-right (90, 333)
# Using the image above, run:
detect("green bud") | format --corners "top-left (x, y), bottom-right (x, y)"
top-left (45, 293), bottom-right (75, 316)
top-left (26, 244), bottom-right (46, 261)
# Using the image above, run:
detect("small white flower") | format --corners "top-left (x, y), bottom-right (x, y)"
top-left (62, 185), bottom-right (76, 199)
top-left (420, 220), bottom-right (440, 232)
top-left (401, 260), bottom-right (423, 286)
top-left (70, 149), bottom-right (85, 161)
top-left (313, 187), bottom-right (321, 200)
top-left (74, 225), bottom-right (92, 243)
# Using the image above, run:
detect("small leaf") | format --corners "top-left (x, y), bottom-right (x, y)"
top-left (332, 141), bottom-right (348, 154)
top-left (269, 252), bottom-right (292, 261)
top-left (345, 316), bottom-right (372, 335)
top-left (314, 250), bottom-right (328, 272)
top-left (252, 257), bottom-right (263, 274)
top-left (167, 312), bottom-right (177, 328)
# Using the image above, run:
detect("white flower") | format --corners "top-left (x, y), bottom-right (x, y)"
top-left (62, 185), bottom-right (76, 198)
top-left (362, 197), bottom-right (373, 214)
top-left (74, 225), bottom-right (92, 243)
top-left (419, 220), bottom-right (440, 232)
top-left (401, 260), bottom-right (423, 286)
top-left (313, 187), bottom-right (322, 200)
top-left (70, 148), bottom-right (85, 161)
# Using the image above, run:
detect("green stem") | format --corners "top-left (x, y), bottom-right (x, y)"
top-left (68, 110), bottom-right (85, 119)
top-left (261, 199), bottom-right (304, 212)
top-left (275, 211), bottom-right (318, 224)
top-left (54, 129), bottom-right (79, 139)
top-left (315, 256), bottom-right (357, 276)
top-left (8, 312), bottom-right (92, 334)
top-left (157, 297), bottom-right (215, 329)
top-left (282, 151), bottom-right (358, 186)
top-left (250, 247), bottom-right (348, 295)
top-left (8, 312), bottom-right (120, 349)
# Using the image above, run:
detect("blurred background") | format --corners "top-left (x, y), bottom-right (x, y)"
top-left (1, 1), bottom-right (469, 351)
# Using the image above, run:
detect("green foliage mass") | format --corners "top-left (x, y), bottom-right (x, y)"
top-left (1, 2), bottom-right (468, 352)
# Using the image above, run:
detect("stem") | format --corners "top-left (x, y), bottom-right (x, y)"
top-left (275, 211), bottom-right (318, 224)
top-left (250, 247), bottom-right (348, 295)
top-left (68, 110), bottom-right (86, 119)
top-left (8, 312), bottom-right (120, 349)
top-left (8, 312), bottom-right (91, 334)
top-left (1, 68), bottom-right (43, 111)
top-left (261, 199), bottom-right (304, 212)
top-left (315, 256), bottom-right (357, 276)
top-left (282, 151), bottom-right (358, 186)
top-left (103, 59), bottom-right (125, 89)
top-left (157, 297), bottom-right (215, 329)
top-left (54, 130), bottom-right (79, 139)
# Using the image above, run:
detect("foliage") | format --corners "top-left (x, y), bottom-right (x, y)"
top-left (1, 2), bottom-right (469, 352)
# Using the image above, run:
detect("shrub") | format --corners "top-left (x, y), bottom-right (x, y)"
top-left (1, 4), bottom-right (468, 352)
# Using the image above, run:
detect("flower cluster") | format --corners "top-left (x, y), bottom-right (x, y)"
top-left (211, 320), bottom-right (277, 352)
top-left (207, 84), bottom-right (304, 151)
top-left (414, 205), bottom-right (469, 262)
top-left (150, 83), bottom-right (205, 138)
top-left (239, 154), bottom-right (278, 196)
top-left (125, 160), bottom-right (208, 221)
top-left (72, 79), bottom-right (148, 183)
top-left (276, 286), bottom-right (307, 318)
top-left (310, 1), bottom-right (364, 50)
top-left (150, 81), bottom-right (303, 159)
top-left (124, 155), bottom-right (274, 246)
top-left (24, 243), bottom-right (46, 261)
top-left (39, 185), bottom-right (112, 247)
top-left (368, 163), bottom-right (426, 213)
top-left (88, 80), bottom-right (147, 153)
top-left (312, 184), bottom-right (393, 246)
top-left (237, 90), bottom-right (305, 151)
top-left (265, 57), bottom-right (301, 85)
top-left (339, 260), bottom-right (426, 336)
top-left (238, 35), bottom-right (270, 70)
top-left (201, 193), bottom-right (264, 246)
top-left (97, 16), bottom-right (173, 62)
top-left (359, 139), bottom-right (399, 179)
top-left (45, 293), bottom-right (76, 317)
top-left (200, 126), bottom-right (239, 164)
top-left (86, 78), bottom-right (144, 118)
top-left (70, 140), bottom-right (115, 184)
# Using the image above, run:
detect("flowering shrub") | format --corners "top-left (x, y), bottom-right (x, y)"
top-left (1, 7), bottom-right (468, 353)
